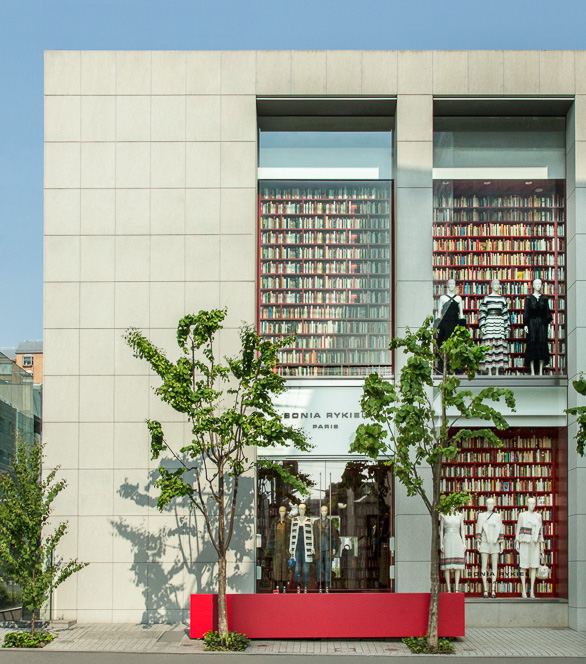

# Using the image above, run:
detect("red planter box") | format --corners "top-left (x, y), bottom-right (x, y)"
top-left (190, 593), bottom-right (465, 639)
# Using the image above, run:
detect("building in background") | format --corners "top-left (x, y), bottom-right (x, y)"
top-left (14, 340), bottom-right (44, 385)
top-left (43, 50), bottom-right (586, 631)
top-left (0, 351), bottom-right (41, 472)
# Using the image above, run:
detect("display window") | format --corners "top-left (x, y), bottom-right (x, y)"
top-left (257, 130), bottom-right (393, 377)
top-left (433, 179), bottom-right (566, 375)
top-left (256, 459), bottom-right (394, 593)
top-left (433, 117), bottom-right (566, 376)
top-left (440, 428), bottom-right (567, 598)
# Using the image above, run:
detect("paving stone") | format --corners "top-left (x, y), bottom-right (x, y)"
top-left (2, 623), bottom-right (586, 657)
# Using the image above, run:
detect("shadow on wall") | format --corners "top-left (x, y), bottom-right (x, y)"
top-left (113, 470), bottom-right (254, 624)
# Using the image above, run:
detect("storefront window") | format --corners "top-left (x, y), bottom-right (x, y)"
top-left (441, 427), bottom-right (566, 598)
top-left (433, 118), bottom-right (566, 375)
top-left (258, 130), bottom-right (393, 377)
top-left (256, 459), bottom-right (393, 593)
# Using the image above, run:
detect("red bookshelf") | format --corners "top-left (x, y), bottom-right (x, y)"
top-left (441, 429), bottom-right (566, 598)
top-left (258, 180), bottom-right (393, 377)
top-left (433, 180), bottom-right (566, 375)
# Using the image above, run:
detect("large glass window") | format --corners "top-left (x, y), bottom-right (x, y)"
top-left (256, 460), bottom-right (393, 593)
top-left (258, 131), bottom-right (393, 377)
top-left (434, 117), bottom-right (565, 176)
top-left (441, 428), bottom-right (566, 598)
top-left (259, 131), bottom-right (393, 179)
top-left (433, 118), bottom-right (566, 376)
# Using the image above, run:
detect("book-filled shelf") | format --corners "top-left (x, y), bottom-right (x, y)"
top-left (433, 180), bottom-right (566, 375)
top-left (441, 428), bottom-right (567, 597)
top-left (258, 180), bottom-right (393, 376)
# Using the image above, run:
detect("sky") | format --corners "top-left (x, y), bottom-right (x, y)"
top-left (1, 0), bottom-right (585, 347)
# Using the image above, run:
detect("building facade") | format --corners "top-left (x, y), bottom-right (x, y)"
top-left (0, 351), bottom-right (40, 472)
top-left (43, 50), bottom-right (586, 630)
top-left (15, 340), bottom-right (44, 385)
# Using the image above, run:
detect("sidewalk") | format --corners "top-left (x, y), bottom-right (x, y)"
top-left (1, 623), bottom-right (585, 658)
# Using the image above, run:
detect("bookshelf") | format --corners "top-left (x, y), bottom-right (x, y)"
top-left (258, 180), bottom-right (393, 377)
top-left (433, 180), bottom-right (566, 375)
top-left (440, 429), bottom-right (566, 597)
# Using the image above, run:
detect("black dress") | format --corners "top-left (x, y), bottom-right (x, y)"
top-left (523, 294), bottom-right (552, 367)
top-left (436, 296), bottom-right (466, 373)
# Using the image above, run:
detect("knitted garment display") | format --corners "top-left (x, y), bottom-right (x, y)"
top-left (479, 294), bottom-right (511, 371)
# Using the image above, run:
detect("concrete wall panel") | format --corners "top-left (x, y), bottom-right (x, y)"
top-left (468, 51), bottom-right (504, 95)
top-left (398, 51), bottom-right (432, 94)
top-left (361, 51), bottom-right (397, 94)
top-left (256, 51), bottom-right (292, 95)
top-left (221, 51), bottom-right (256, 94)
top-left (151, 52), bottom-right (186, 95)
top-left (326, 51), bottom-right (362, 94)
top-left (186, 51), bottom-right (221, 95)
top-left (45, 189), bottom-right (81, 235)
top-left (432, 51), bottom-right (468, 94)
top-left (291, 51), bottom-right (327, 95)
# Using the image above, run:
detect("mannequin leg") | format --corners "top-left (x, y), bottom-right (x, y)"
top-left (529, 568), bottom-right (537, 598)
top-left (295, 555), bottom-right (302, 592)
top-left (454, 570), bottom-right (461, 593)
top-left (538, 361), bottom-right (544, 376)
top-left (520, 570), bottom-right (527, 598)
top-left (325, 552), bottom-right (331, 593)
top-left (490, 553), bottom-right (499, 597)
top-left (530, 361), bottom-right (535, 376)
top-left (445, 569), bottom-right (452, 593)
top-left (480, 553), bottom-right (489, 597)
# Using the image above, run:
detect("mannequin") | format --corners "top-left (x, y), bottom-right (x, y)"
top-left (524, 279), bottom-right (552, 376)
top-left (478, 279), bottom-right (510, 375)
top-left (436, 279), bottom-right (466, 373)
top-left (475, 498), bottom-right (504, 598)
top-left (515, 497), bottom-right (544, 599)
top-left (289, 503), bottom-right (314, 593)
top-left (313, 505), bottom-right (340, 593)
top-left (266, 506), bottom-right (290, 593)
top-left (439, 509), bottom-right (466, 593)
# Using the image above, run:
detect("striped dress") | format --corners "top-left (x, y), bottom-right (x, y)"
top-left (478, 294), bottom-right (510, 372)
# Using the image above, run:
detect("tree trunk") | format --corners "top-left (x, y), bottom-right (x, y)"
top-left (217, 463), bottom-right (228, 636)
top-left (427, 515), bottom-right (440, 650)
top-left (218, 554), bottom-right (228, 636)
top-left (427, 460), bottom-right (442, 651)
top-left (31, 566), bottom-right (35, 636)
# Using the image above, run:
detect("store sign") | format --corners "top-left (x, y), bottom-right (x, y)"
top-left (267, 385), bottom-right (367, 456)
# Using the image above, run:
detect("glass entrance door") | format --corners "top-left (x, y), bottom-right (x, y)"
top-left (256, 459), bottom-right (394, 592)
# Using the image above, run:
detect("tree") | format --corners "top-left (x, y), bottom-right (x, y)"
top-left (125, 309), bottom-right (311, 635)
top-left (350, 317), bottom-right (515, 651)
top-left (0, 437), bottom-right (87, 636)
top-left (566, 374), bottom-right (586, 456)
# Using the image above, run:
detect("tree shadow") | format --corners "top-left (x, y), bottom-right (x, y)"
top-left (113, 469), bottom-right (254, 624)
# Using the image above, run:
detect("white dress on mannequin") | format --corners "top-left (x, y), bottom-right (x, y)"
top-left (440, 513), bottom-right (466, 570)
top-left (516, 510), bottom-right (543, 569)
